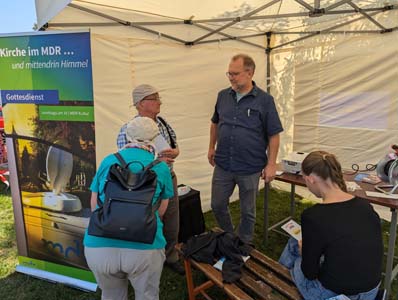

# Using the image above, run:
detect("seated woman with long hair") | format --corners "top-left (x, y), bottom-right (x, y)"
top-left (279, 151), bottom-right (383, 300)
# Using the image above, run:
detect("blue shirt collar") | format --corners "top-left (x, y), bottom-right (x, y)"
top-left (228, 81), bottom-right (259, 97)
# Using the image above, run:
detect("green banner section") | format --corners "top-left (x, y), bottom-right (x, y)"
top-left (39, 106), bottom-right (94, 122)
top-left (18, 256), bottom-right (96, 283)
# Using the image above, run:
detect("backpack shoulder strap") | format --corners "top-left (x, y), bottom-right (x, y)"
top-left (114, 152), bottom-right (128, 167)
top-left (96, 194), bottom-right (103, 208)
top-left (143, 159), bottom-right (163, 212)
top-left (143, 159), bottom-right (162, 172)
top-left (152, 198), bottom-right (162, 213)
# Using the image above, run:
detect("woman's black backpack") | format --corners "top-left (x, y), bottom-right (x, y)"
top-left (88, 152), bottom-right (162, 244)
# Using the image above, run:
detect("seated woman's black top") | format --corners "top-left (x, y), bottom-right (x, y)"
top-left (301, 196), bottom-right (383, 295)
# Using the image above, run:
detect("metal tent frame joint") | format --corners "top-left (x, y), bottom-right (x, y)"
top-left (47, 1), bottom-right (398, 50)
top-left (39, 23), bottom-right (49, 31)
top-left (381, 28), bottom-right (394, 34)
top-left (383, 5), bottom-right (394, 11)
top-left (309, 8), bottom-right (325, 17)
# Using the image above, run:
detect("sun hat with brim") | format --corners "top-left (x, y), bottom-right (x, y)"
top-left (125, 116), bottom-right (159, 143)
top-left (132, 84), bottom-right (159, 106)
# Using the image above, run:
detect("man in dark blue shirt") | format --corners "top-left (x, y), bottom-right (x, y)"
top-left (208, 54), bottom-right (283, 243)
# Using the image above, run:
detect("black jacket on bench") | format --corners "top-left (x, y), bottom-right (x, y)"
top-left (182, 231), bottom-right (253, 283)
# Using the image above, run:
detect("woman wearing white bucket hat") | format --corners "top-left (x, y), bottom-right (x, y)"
top-left (116, 84), bottom-right (184, 275)
top-left (85, 116), bottom-right (174, 300)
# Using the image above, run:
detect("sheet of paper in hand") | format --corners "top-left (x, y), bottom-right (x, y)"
top-left (281, 219), bottom-right (302, 241)
top-left (153, 134), bottom-right (170, 152)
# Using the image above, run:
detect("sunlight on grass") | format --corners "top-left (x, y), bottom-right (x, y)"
top-left (0, 188), bottom-right (397, 299)
top-left (0, 194), bottom-right (17, 279)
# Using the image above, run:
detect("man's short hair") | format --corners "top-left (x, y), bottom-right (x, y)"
top-left (231, 54), bottom-right (255, 73)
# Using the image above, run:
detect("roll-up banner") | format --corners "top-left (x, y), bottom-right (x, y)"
top-left (0, 31), bottom-right (97, 291)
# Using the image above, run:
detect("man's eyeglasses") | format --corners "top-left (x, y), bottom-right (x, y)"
top-left (226, 71), bottom-right (245, 78)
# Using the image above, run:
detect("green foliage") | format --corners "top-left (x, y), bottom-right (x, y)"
top-left (0, 189), bottom-right (396, 299)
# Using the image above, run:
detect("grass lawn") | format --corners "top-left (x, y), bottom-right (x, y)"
top-left (0, 187), bottom-right (397, 299)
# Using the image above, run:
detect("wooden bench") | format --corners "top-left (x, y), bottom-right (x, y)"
top-left (177, 240), bottom-right (302, 300)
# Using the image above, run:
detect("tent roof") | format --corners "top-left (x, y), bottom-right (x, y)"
top-left (36, 0), bottom-right (398, 50)
top-left (32, 0), bottom-right (398, 209)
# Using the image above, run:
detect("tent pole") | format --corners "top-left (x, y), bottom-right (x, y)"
top-left (272, 9), bottom-right (387, 50)
top-left (65, 0), bottom-right (395, 25)
top-left (68, 3), bottom-right (187, 44)
top-left (266, 32), bottom-right (272, 94)
top-left (49, 22), bottom-right (123, 27)
top-left (324, 0), bottom-right (353, 12)
top-left (320, 10), bottom-right (385, 32)
top-left (347, 1), bottom-right (387, 30)
top-left (294, 0), bottom-right (314, 11)
top-left (191, 6), bottom-right (395, 23)
top-left (51, 2), bottom-right (396, 50)
top-left (263, 31), bottom-right (272, 244)
top-left (273, 30), bottom-right (383, 34)
top-left (127, 23), bottom-right (187, 44)
top-left (273, 32), bottom-right (320, 50)
top-left (68, 3), bottom-right (130, 25)
top-left (191, 0), bottom-right (281, 44)
top-left (192, 24), bottom-right (266, 49)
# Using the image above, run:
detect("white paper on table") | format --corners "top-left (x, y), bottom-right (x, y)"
top-left (366, 191), bottom-right (398, 199)
top-left (281, 219), bottom-right (302, 241)
top-left (153, 134), bottom-right (171, 153)
top-left (345, 181), bottom-right (361, 192)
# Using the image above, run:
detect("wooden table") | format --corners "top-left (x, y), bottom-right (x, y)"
top-left (263, 171), bottom-right (398, 299)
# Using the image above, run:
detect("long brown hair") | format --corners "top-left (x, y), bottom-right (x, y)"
top-left (302, 151), bottom-right (347, 192)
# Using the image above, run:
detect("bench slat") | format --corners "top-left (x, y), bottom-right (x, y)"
top-left (250, 249), bottom-right (293, 283)
top-left (245, 260), bottom-right (302, 300)
top-left (178, 231), bottom-right (303, 300)
top-left (190, 259), bottom-right (254, 300)
top-left (240, 271), bottom-right (281, 300)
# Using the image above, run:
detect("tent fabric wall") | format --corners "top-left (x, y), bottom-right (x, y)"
top-left (87, 32), bottom-right (268, 211)
top-left (282, 32), bottom-right (398, 168)
top-left (44, 1), bottom-right (274, 211)
top-left (35, 0), bottom-right (398, 210)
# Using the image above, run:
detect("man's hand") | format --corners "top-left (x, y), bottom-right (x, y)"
top-left (158, 149), bottom-right (177, 165)
top-left (159, 148), bottom-right (179, 159)
top-left (158, 156), bottom-right (175, 164)
top-left (262, 163), bottom-right (277, 183)
top-left (208, 148), bottom-right (215, 167)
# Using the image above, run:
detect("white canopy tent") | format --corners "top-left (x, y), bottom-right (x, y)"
top-left (34, 0), bottom-right (398, 210)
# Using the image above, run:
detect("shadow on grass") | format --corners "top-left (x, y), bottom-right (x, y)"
top-left (0, 272), bottom-right (101, 300)
top-left (1, 187), bottom-right (397, 299)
